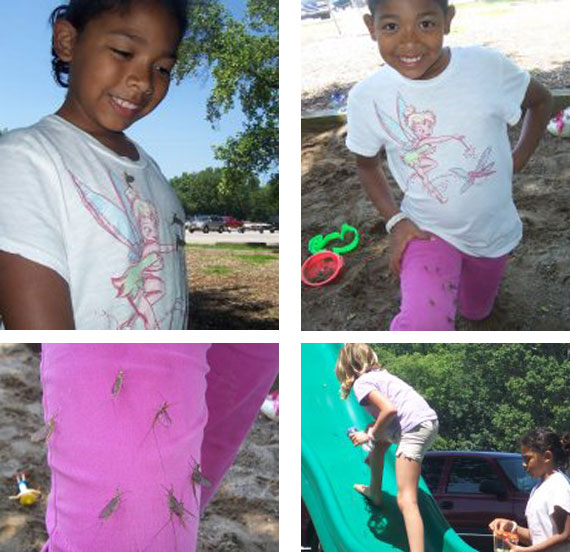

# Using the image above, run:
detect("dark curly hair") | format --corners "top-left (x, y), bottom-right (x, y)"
top-left (521, 427), bottom-right (570, 470)
top-left (368, 0), bottom-right (449, 15)
top-left (49, 0), bottom-right (189, 87)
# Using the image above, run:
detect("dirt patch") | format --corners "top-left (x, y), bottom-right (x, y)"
top-left (0, 345), bottom-right (279, 551)
top-left (301, 124), bottom-right (570, 330)
top-left (186, 246), bottom-right (279, 329)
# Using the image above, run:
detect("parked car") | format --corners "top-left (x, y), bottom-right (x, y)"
top-left (185, 214), bottom-right (226, 233)
top-left (223, 215), bottom-right (244, 231)
top-left (268, 215), bottom-right (279, 233)
top-left (422, 451), bottom-right (539, 552)
top-left (301, 451), bottom-right (538, 552)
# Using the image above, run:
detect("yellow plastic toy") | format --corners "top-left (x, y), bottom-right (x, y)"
top-left (9, 473), bottom-right (42, 506)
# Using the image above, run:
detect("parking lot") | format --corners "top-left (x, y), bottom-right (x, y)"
top-left (185, 229), bottom-right (279, 246)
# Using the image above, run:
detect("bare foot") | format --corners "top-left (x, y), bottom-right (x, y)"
top-left (353, 484), bottom-right (381, 506)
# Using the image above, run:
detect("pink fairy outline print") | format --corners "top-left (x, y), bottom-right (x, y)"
top-left (71, 169), bottom-right (181, 329)
top-left (373, 93), bottom-right (495, 204)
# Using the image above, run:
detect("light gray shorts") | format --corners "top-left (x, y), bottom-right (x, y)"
top-left (395, 419), bottom-right (439, 463)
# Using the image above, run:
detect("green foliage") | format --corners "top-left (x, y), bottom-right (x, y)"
top-left (170, 165), bottom-right (277, 220)
top-left (175, 0), bottom-right (278, 187)
top-left (370, 344), bottom-right (570, 452)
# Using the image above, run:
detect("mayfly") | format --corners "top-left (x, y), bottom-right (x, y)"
top-left (111, 370), bottom-right (125, 397)
top-left (141, 486), bottom-right (195, 552)
top-left (189, 456), bottom-right (212, 504)
top-left (165, 486), bottom-right (194, 529)
top-left (154, 401), bottom-right (172, 427)
top-left (99, 487), bottom-right (127, 520)
top-left (31, 415), bottom-right (56, 443)
top-left (141, 401), bottom-right (173, 442)
top-left (140, 400), bottom-right (175, 477)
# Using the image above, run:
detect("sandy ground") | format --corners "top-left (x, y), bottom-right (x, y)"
top-left (0, 345), bottom-right (278, 552)
top-left (301, 1), bottom-right (570, 330)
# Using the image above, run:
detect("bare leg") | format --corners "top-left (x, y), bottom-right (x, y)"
top-left (353, 442), bottom-right (389, 506)
top-left (396, 455), bottom-right (424, 552)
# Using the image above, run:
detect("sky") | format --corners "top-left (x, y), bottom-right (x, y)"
top-left (0, 0), bottom-right (248, 179)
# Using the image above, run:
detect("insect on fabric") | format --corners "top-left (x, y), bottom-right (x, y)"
top-left (111, 370), bottom-right (125, 397)
top-left (31, 415), bottom-right (56, 443)
top-left (189, 456), bottom-right (212, 504)
top-left (99, 487), bottom-right (126, 520)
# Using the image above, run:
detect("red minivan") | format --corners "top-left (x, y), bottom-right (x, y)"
top-left (422, 451), bottom-right (539, 552)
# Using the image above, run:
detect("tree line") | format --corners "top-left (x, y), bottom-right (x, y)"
top-left (370, 344), bottom-right (570, 452)
top-left (171, 167), bottom-right (278, 220)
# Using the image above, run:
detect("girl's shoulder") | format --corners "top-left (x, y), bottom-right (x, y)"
top-left (0, 117), bottom-right (63, 170)
top-left (355, 368), bottom-right (387, 384)
top-left (453, 45), bottom-right (511, 70)
top-left (349, 65), bottom-right (398, 103)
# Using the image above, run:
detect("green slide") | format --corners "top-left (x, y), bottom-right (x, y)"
top-left (301, 343), bottom-right (476, 552)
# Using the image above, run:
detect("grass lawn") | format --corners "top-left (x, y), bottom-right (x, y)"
top-left (186, 244), bottom-right (279, 329)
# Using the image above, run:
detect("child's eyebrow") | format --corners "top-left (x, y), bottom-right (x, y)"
top-left (106, 30), bottom-right (177, 59)
top-left (378, 10), bottom-right (439, 20)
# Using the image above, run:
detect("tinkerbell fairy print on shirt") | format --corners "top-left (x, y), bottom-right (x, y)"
top-left (71, 169), bottom-right (185, 329)
top-left (374, 93), bottom-right (497, 204)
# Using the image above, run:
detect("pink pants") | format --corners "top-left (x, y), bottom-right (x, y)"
top-left (390, 237), bottom-right (508, 331)
top-left (39, 343), bottom-right (278, 552)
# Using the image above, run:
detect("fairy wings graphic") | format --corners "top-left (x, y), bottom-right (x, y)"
top-left (71, 169), bottom-right (145, 264)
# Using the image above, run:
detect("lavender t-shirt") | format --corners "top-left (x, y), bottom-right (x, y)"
top-left (353, 369), bottom-right (437, 434)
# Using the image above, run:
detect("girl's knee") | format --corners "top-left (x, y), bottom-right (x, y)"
top-left (397, 492), bottom-right (419, 512)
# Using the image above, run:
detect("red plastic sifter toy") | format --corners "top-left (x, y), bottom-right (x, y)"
top-left (301, 251), bottom-right (345, 287)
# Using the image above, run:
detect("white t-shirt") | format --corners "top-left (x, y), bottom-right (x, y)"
top-left (346, 46), bottom-right (530, 258)
top-left (526, 471), bottom-right (570, 551)
top-left (0, 115), bottom-right (188, 329)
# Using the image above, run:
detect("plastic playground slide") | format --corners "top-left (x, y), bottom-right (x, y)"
top-left (301, 343), bottom-right (476, 552)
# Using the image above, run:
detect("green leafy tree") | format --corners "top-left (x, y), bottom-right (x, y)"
top-left (175, 0), bottom-right (278, 194)
top-left (171, 166), bottom-right (277, 220)
top-left (371, 344), bottom-right (570, 453)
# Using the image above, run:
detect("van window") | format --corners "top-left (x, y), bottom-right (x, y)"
top-left (446, 457), bottom-right (501, 494)
top-left (497, 457), bottom-right (539, 493)
top-left (422, 457), bottom-right (445, 493)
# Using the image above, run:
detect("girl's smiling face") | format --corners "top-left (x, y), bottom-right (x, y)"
top-left (53, 2), bottom-right (181, 140)
top-left (364, 0), bottom-right (455, 80)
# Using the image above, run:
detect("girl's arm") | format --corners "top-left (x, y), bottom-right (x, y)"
top-left (0, 252), bottom-right (75, 329)
top-left (355, 153), bottom-right (430, 276)
top-left (365, 390), bottom-right (398, 440)
top-left (510, 508), bottom-right (570, 551)
top-left (512, 77), bottom-right (553, 174)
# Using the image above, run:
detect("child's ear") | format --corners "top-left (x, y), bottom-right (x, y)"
top-left (53, 19), bottom-right (78, 63)
top-left (544, 450), bottom-right (554, 463)
top-left (363, 13), bottom-right (376, 41)
top-left (444, 5), bottom-right (456, 34)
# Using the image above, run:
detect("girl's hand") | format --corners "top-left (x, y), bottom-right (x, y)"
top-left (389, 219), bottom-right (431, 277)
top-left (349, 431), bottom-right (370, 447)
top-left (488, 518), bottom-right (514, 532)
